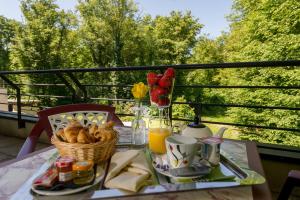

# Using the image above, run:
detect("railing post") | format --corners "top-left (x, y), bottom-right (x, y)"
top-left (0, 75), bottom-right (25, 128)
top-left (56, 73), bottom-right (77, 103)
top-left (66, 72), bottom-right (88, 101)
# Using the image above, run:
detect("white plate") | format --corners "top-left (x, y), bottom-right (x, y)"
top-left (151, 154), bottom-right (210, 179)
top-left (31, 166), bottom-right (105, 196)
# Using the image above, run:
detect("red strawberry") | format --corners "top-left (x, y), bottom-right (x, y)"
top-left (150, 87), bottom-right (167, 103)
top-left (156, 74), bottom-right (163, 80)
top-left (150, 89), bottom-right (159, 103)
top-left (164, 68), bottom-right (175, 78)
top-left (155, 87), bottom-right (168, 96)
top-left (158, 76), bottom-right (172, 88)
top-left (157, 97), bottom-right (170, 106)
top-left (147, 72), bottom-right (158, 85)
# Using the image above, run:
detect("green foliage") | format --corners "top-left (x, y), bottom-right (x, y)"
top-left (171, 96), bottom-right (194, 119)
top-left (0, 16), bottom-right (19, 70)
top-left (152, 11), bottom-right (202, 65)
top-left (219, 0), bottom-right (300, 146)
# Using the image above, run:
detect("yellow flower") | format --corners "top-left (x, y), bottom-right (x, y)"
top-left (131, 82), bottom-right (148, 100)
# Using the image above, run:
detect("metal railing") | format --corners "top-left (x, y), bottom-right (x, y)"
top-left (0, 60), bottom-right (299, 134)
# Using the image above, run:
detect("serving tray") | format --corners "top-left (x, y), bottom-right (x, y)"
top-left (11, 129), bottom-right (266, 200)
top-left (23, 147), bottom-right (265, 200)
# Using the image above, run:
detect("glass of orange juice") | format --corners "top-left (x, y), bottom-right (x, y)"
top-left (148, 108), bottom-right (172, 154)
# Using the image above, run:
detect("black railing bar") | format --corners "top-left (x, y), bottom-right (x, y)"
top-left (10, 83), bottom-right (300, 90)
top-left (15, 83), bottom-right (66, 87)
top-left (0, 75), bottom-right (25, 128)
top-left (176, 85), bottom-right (300, 89)
top-left (108, 112), bottom-right (300, 132)
top-left (5, 94), bottom-right (299, 111)
top-left (83, 84), bottom-right (300, 89)
top-left (56, 73), bottom-right (76, 102)
top-left (91, 98), bottom-right (299, 111)
top-left (116, 113), bottom-right (135, 117)
top-left (90, 97), bottom-right (136, 102)
top-left (20, 94), bottom-right (73, 99)
top-left (172, 117), bottom-right (300, 132)
top-left (174, 102), bottom-right (300, 111)
top-left (0, 60), bottom-right (299, 75)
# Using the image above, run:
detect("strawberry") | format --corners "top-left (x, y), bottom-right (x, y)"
top-left (150, 90), bottom-right (159, 103)
top-left (155, 87), bottom-right (168, 96)
top-left (156, 74), bottom-right (163, 80)
top-left (157, 97), bottom-right (170, 106)
top-left (150, 87), bottom-right (167, 103)
top-left (164, 68), bottom-right (175, 78)
top-left (147, 72), bottom-right (158, 85)
top-left (158, 76), bottom-right (172, 88)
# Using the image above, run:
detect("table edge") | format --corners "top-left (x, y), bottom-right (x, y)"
top-left (246, 140), bottom-right (272, 200)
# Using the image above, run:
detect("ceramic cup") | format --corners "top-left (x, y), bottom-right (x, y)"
top-left (165, 135), bottom-right (198, 168)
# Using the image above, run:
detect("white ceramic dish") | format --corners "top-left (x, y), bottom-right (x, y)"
top-left (151, 153), bottom-right (211, 179)
top-left (31, 165), bottom-right (105, 196)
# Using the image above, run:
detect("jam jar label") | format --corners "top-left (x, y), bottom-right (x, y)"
top-left (58, 171), bottom-right (73, 182)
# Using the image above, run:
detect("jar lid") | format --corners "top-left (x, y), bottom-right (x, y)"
top-left (55, 157), bottom-right (74, 168)
top-left (73, 161), bottom-right (94, 171)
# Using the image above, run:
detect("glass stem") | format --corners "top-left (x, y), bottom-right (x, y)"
top-left (159, 107), bottom-right (163, 129)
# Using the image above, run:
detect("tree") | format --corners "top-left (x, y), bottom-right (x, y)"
top-left (219, 0), bottom-right (300, 146)
top-left (152, 11), bottom-right (202, 65)
top-left (10, 0), bottom-right (78, 70)
top-left (9, 0), bottom-right (80, 106)
top-left (77, 0), bottom-right (139, 67)
top-left (0, 16), bottom-right (19, 70)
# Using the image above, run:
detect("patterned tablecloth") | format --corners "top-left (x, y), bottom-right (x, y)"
top-left (0, 127), bottom-right (253, 200)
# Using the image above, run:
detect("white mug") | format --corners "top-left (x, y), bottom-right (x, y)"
top-left (165, 135), bottom-right (198, 168)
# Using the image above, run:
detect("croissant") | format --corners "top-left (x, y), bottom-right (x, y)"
top-left (99, 121), bottom-right (115, 129)
top-left (89, 124), bottom-right (98, 136)
top-left (65, 119), bottom-right (83, 131)
top-left (55, 129), bottom-right (66, 142)
top-left (64, 127), bottom-right (79, 143)
top-left (77, 128), bottom-right (93, 143)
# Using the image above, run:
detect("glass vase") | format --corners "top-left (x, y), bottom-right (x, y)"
top-left (131, 103), bottom-right (147, 147)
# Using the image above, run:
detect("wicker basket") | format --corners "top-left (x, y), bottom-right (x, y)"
top-left (49, 110), bottom-right (118, 163)
top-left (51, 132), bottom-right (118, 163)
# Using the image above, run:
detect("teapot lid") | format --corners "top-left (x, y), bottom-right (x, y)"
top-left (187, 116), bottom-right (206, 128)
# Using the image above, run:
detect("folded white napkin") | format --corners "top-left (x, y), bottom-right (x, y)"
top-left (104, 150), bottom-right (152, 192)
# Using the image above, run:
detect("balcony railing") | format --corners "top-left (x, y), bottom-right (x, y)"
top-left (0, 60), bottom-right (299, 146)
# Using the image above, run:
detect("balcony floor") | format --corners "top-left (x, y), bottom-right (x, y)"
top-left (0, 135), bottom-right (50, 163)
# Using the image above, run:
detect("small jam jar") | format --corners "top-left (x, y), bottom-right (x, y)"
top-left (72, 161), bottom-right (94, 185)
top-left (55, 157), bottom-right (74, 183)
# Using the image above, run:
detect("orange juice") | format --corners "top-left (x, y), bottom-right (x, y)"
top-left (148, 128), bottom-right (171, 154)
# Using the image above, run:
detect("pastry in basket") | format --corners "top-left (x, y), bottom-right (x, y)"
top-left (55, 129), bottom-right (66, 142)
top-left (77, 127), bottom-right (96, 144)
top-left (64, 120), bottom-right (83, 143)
top-left (92, 121), bottom-right (117, 142)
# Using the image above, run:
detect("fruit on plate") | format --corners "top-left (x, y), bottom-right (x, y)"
top-left (147, 68), bottom-right (175, 107)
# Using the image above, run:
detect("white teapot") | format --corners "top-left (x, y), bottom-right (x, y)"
top-left (181, 116), bottom-right (227, 139)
